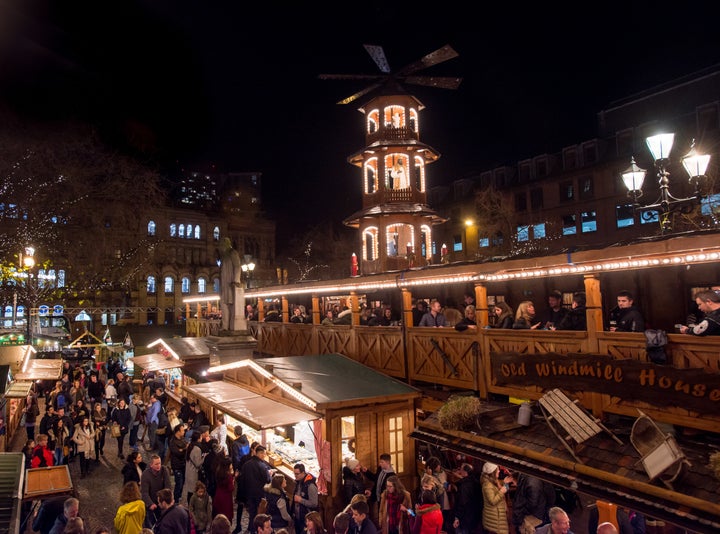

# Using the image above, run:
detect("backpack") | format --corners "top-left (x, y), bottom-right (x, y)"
top-left (55, 392), bottom-right (66, 409)
top-left (645, 329), bottom-right (668, 364)
top-left (156, 408), bottom-right (169, 435)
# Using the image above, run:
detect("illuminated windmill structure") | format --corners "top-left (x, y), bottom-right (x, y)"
top-left (320, 44), bottom-right (461, 274)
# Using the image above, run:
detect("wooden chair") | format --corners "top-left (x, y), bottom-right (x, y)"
top-left (631, 409), bottom-right (690, 488)
top-left (538, 388), bottom-right (622, 462)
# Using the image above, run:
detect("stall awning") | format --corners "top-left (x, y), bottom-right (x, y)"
top-left (4, 381), bottom-right (33, 399)
top-left (148, 337), bottom-right (210, 361)
top-left (131, 353), bottom-right (184, 372)
top-left (14, 358), bottom-right (64, 381)
top-left (185, 381), bottom-right (318, 431)
top-left (0, 453), bottom-right (24, 534)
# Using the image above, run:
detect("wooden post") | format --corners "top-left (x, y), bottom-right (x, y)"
top-left (350, 291), bottom-right (361, 326)
top-left (281, 296), bottom-right (289, 323)
top-left (584, 274), bottom-right (602, 352)
top-left (475, 283), bottom-right (489, 327)
top-left (257, 299), bottom-right (265, 321)
top-left (401, 288), bottom-right (413, 328)
top-left (311, 296), bottom-right (320, 325)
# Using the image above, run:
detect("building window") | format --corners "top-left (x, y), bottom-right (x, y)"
top-left (186, 225), bottom-right (193, 239)
top-left (533, 223), bottom-right (546, 239)
top-left (213, 278), bottom-right (220, 293)
top-left (170, 224), bottom-right (177, 237)
top-left (515, 193), bottom-right (527, 212)
top-left (57, 270), bottom-right (65, 288)
top-left (517, 225), bottom-right (529, 242)
top-left (148, 221), bottom-right (156, 236)
top-left (195, 226), bottom-right (201, 239)
top-left (147, 276), bottom-right (156, 294)
top-left (562, 214), bottom-right (577, 235)
top-left (579, 176), bottom-right (594, 200)
top-left (181, 277), bottom-right (191, 293)
top-left (563, 148), bottom-right (577, 170)
top-left (492, 233), bottom-right (504, 247)
top-left (178, 225), bottom-right (185, 238)
top-left (536, 159), bottom-right (547, 177)
top-left (616, 204), bottom-right (635, 228)
top-left (530, 188), bottom-right (543, 209)
top-left (198, 278), bottom-right (206, 293)
top-left (581, 211), bottom-right (597, 233)
top-left (453, 235), bottom-right (462, 252)
top-left (213, 227), bottom-right (220, 241)
top-left (583, 143), bottom-right (597, 164)
top-left (479, 237), bottom-right (489, 247)
top-left (701, 193), bottom-right (720, 216)
top-left (640, 209), bottom-right (659, 224)
top-left (387, 414), bottom-right (404, 473)
top-left (164, 276), bottom-right (174, 293)
top-left (560, 181), bottom-right (574, 202)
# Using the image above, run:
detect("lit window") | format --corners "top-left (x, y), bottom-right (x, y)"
top-left (195, 226), bottom-right (201, 239)
top-left (517, 226), bottom-right (529, 242)
top-left (170, 224), bottom-right (177, 237)
top-left (701, 193), bottom-right (720, 216)
top-left (562, 214), bottom-right (577, 235)
top-left (533, 223), bottom-right (546, 239)
top-left (640, 210), bottom-right (659, 224)
top-left (186, 225), bottom-right (193, 239)
top-left (453, 235), bottom-right (462, 252)
top-left (616, 204), bottom-right (635, 228)
top-left (181, 277), bottom-right (190, 293)
top-left (581, 211), bottom-right (597, 233)
top-left (213, 227), bottom-right (220, 241)
top-left (147, 276), bottom-right (156, 293)
top-left (198, 278), bottom-right (206, 293)
top-left (164, 276), bottom-right (174, 293)
top-left (179, 225), bottom-right (185, 238)
top-left (479, 237), bottom-right (489, 247)
top-left (213, 278), bottom-right (220, 293)
top-left (57, 270), bottom-right (65, 288)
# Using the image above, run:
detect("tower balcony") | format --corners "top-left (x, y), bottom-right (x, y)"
top-left (363, 188), bottom-right (426, 207)
top-left (366, 126), bottom-right (419, 145)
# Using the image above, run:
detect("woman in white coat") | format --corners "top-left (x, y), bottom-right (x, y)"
top-left (72, 416), bottom-right (96, 478)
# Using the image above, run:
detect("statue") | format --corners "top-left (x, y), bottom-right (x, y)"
top-left (219, 237), bottom-right (245, 332)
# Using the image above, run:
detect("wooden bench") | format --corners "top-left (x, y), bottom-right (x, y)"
top-left (538, 388), bottom-right (622, 462)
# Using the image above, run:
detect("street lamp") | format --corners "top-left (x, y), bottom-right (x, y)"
top-left (622, 133), bottom-right (711, 232)
top-left (20, 246), bottom-right (36, 342)
top-left (241, 260), bottom-right (255, 289)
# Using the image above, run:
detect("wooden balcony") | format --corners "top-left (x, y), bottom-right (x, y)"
top-left (196, 321), bottom-right (720, 434)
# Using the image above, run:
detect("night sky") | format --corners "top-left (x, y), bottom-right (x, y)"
top-left (2, 1), bottom-right (720, 246)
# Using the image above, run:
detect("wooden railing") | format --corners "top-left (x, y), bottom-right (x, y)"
top-left (187, 320), bottom-right (720, 433)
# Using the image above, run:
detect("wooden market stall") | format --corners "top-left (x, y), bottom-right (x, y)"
top-left (194, 353), bottom-right (421, 527)
top-left (129, 353), bottom-right (185, 404)
top-left (145, 337), bottom-right (211, 402)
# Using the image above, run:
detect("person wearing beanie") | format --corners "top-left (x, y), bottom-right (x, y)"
top-left (343, 458), bottom-right (366, 506)
top-left (480, 463), bottom-right (513, 534)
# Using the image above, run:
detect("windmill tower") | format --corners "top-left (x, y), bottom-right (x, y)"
top-left (320, 44), bottom-right (461, 274)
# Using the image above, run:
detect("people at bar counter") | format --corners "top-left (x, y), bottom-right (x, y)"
top-left (539, 290), bottom-right (568, 330)
top-left (491, 302), bottom-right (515, 329)
top-left (679, 289), bottom-right (720, 336)
top-left (512, 301), bottom-right (542, 329)
top-left (454, 305), bottom-right (477, 331)
top-left (554, 292), bottom-right (587, 331)
top-left (418, 299), bottom-right (447, 327)
top-left (607, 290), bottom-right (644, 332)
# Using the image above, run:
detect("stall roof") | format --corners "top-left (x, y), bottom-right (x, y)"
top-left (14, 358), bottom-right (64, 381)
top-left (185, 381), bottom-right (317, 431)
top-left (254, 354), bottom-right (421, 409)
top-left (0, 452), bottom-right (24, 534)
top-left (0, 345), bottom-right (29, 375)
top-left (148, 337), bottom-right (210, 361)
top-left (131, 353), bottom-right (184, 372)
top-left (4, 381), bottom-right (33, 398)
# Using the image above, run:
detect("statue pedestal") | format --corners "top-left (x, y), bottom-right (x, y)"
top-left (205, 330), bottom-right (258, 367)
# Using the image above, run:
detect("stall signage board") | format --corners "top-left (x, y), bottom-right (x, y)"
top-left (24, 465), bottom-right (72, 499)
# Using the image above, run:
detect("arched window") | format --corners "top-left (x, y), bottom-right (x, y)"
top-left (178, 225), bottom-right (185, 238)
top-left (386, 223), bottom-right (414, 257)
top-left (385, 154), bottom-right (409, 189)
top-left (409, 108), bottom-right (419, 132)
top-left (212, 278), bottom-right (220, 293)
top-left (198, 278), bottom-right (207, 293)
top-left (363, 227), bottom-right (379, 261)
top-left (57, 270), bottom-right (65, 288)
top-left (148, 221), bottom-right (156, 236)
top-left (194, 226), bottom-right (201, 239)
top-left (169, 224), bottom-right (177, 237)
top-left (164, 276), bottom-right (174, 293)
top-left (365, 158), bottom-right (378, 194)
top-left (367, 109), bottom-right (380, 134)
top-left (186, 225), bottom-right (193, 239)
top-left (420, 225), bottom-right (432, 259)
top-left (181, 277), bottom-right (191, 293)
top-left (213, 227), bottom-right (220, 241)
top-left (414, 156), bottom-right (426, 191)
top-left (147, 276), bottom-right (156, 294)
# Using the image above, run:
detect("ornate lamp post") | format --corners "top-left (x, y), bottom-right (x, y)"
top-left (622, 133), bottom-right (711, 232)
top-left (20, 246), bottom-right (36, 342)
top-left (241, 259), bottom-right (255, 289)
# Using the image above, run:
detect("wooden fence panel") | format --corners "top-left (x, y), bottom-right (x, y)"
top-left (284, 324), bottom-right (316, 356)
top-left (354, 326), bottom-right (406, 378)
top-left (407, 329), bottom-right (477, 389)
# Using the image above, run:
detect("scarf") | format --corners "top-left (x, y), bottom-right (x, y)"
top-left (386, 490), bottom-right (403, 532)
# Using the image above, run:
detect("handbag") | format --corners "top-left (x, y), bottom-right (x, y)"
top-left (111, 423), bottom-right (122, 438)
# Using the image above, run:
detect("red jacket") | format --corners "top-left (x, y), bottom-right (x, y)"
top-left (31, 445), bottom-right (54, 469)
top-left (411, 504), bottom-right (443, 534)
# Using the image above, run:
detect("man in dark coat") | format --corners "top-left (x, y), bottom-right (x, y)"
top-left (452, 463), bottom-right (482, 534)
top-left (608, 290), bottom-right (644, 332)
top-left (32, 495), bottom-right (66, 534)
top-left (291, 463), bottom-right (318, 534)
top-left (154, 488), bottom-right (190, 534)
top-left (242, 445), bottom-right (272, 530)
top-left (511, 473), bottom-right (556, 532)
